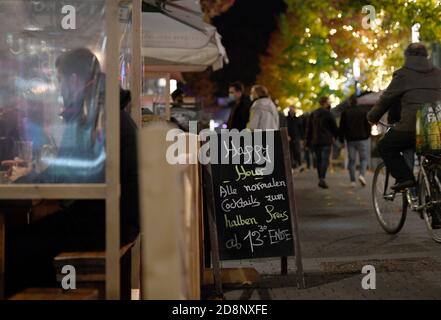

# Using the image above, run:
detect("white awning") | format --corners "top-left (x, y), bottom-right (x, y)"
top-left (142, 0), bottom-right (228, 72)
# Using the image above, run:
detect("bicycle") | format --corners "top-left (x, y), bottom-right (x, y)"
top-left (372, 122), bottom-right (441, 243)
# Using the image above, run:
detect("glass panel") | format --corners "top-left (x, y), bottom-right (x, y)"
top-left (142, 73), bottom-right (170, 125)
top-left (120, 2), bottom-right (132, 91)
top-left (0, 0), bottom-right (108, 184)
top-left (119, 1), bottom-right (134, 119)
top-left (143, 77), bottom-right (168, 97)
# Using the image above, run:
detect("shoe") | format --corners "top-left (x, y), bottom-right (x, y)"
top-left (318, 180), bottom-right (329, 189)
top-left (358, 175), bottom-right (367, 187)
top-left (350, 182), bottom-right (357, 188)
top-left (409, 187), bottom-right (418, 205)
top-left (391, 180), bottom-right (416, 192)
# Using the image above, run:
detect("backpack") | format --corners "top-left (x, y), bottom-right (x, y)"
top-left (416, 101), bottom-right (441, 154)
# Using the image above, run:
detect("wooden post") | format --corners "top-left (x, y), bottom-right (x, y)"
top-left (189, 138), bottom-right (201, 299)
top-left (198, 163), bottom-right (206, 292)
top-left (281, 256), bottom-right (288, 275)
top-left (131, 0), bottom-right (142, 128)
top-left (280, 128), bottom-right (305, 289)
top-left (129, 2), bottom-right (142, 297)
top-left (105, 0), bottom-right (121, 300)
top-left (0, 214), bottom-right (4, 300)
top-left (203, 165), bottom-right (223, 298)
top-left (139, 124), bottom-right (184, 299)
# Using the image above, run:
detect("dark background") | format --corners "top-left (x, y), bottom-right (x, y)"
top-left (211, 0), bottom-right (287, 95)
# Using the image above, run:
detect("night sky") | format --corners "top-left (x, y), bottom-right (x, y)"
top-left (211, 0), bottom-right (287, 95)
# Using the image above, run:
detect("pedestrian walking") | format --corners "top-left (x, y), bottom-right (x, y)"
top-left (300, 112), bottom-right (313, 169)
top-left (286, 105), bottom-right (304, 170)
top-left (306, 96), bottom-right (338, 189)
top-left (247, 85), bottom-right (279, 130)
top-left (339, 94), bottom-right (372, 187)
top-left (226, 82), bottom-right (251, 131)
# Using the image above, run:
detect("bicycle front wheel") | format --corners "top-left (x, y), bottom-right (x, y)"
top-left (372, 162), bottom-right (407, 234)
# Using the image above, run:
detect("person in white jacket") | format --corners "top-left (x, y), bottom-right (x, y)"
top-left (247, 85), bottom-right (280, 130)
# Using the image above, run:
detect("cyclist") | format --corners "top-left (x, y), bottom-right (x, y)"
top-left (368, 43), bottom-right (441, 192)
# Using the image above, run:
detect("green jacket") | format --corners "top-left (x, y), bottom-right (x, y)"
top-left (367, 56), bottom-right (441, 132)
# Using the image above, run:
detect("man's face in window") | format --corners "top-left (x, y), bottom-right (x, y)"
top-left (57, 70), bottom-right (85, 107)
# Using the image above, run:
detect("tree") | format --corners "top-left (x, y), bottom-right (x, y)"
top-left (258, 0), bottom-right (441, 111)
top-left (200, 0), bottom-right (236, 20)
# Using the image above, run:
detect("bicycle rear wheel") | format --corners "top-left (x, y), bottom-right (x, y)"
top-left (372, 162), bottom-right (407, 234)
top-left (419, 168), bottom-right (441, 243)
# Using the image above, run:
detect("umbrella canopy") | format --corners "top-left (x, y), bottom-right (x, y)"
top-left (142, 0), bottom-right (228, 72)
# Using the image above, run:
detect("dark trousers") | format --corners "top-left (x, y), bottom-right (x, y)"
top-left (377, 129), bottom-right (415, 183)
top-left (304, 149), bottom-right (311, 168)
top-left (290, 139), bottom-right (302, 168)
top-left (314, 146), bottom-right (331, 180)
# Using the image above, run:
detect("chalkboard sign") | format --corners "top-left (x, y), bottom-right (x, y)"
top-left (205, 129), bottom-right (301, 261)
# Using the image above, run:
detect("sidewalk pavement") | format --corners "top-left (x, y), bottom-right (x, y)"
top-left (221, 168), bottom-right (441, 300)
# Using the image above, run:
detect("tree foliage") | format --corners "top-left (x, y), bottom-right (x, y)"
top-left (258, 0), bottom-right (441, 111)
top-left (200, 0), bottom-right (236, 20)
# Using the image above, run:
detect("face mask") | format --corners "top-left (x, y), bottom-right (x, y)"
top-left (228, 94), bottom-right (236, 103)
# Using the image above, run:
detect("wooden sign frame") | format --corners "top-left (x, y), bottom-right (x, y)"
top-left (280, 127), bottom-right (305, 289)
top-left (203, 128), bottom-right (305, 296)
top-left (203, 163), bottom-right (224, 297)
